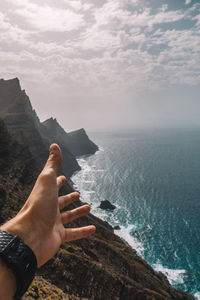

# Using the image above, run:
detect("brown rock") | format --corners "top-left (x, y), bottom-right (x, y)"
top-left (0, 79), bottom-right (194, 300)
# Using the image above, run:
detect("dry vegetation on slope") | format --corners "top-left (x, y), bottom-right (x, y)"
top-left (0, 78), bottom-right (194, 299)
top-left (0, 119), bottom-right (194, 300)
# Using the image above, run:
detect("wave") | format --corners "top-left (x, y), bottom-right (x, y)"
top-left (76, 158), bottom-right (92, 171)
top-left (194, 292), bottom-right (200, 300)
top-left (72, 154), bottom-right (197, 298)
top-left (151, 264), bottom-right (200, 299)
top-left (114, 224), bottom-right (144, 256)
top-left (152, 263), bottom-right (186, 285)
top-left (73, 155), bottom-right (148, 258)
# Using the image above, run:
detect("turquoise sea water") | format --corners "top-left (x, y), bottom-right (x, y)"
top-left (72, 129), bottom-right (200, 299)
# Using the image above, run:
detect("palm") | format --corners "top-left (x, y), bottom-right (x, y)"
top-left (19, 144), bottom-right (95, 267)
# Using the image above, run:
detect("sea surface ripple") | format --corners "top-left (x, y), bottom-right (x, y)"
top-left (72, 129), bottom-right (200, 299)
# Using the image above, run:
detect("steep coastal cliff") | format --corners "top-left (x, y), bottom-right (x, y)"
top-left (42, 117), bottom-right (98, 157)
top-left (0, 78), bottom-right (98, 177)
top-left (0, 119), bottom-right (194, 300)
top-left (0, 78), bottom-right (194, 299)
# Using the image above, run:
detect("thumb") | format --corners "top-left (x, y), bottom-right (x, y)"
top-left (43, 144), bottom-right (62, 175)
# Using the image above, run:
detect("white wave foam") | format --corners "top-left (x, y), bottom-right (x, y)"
top-left (80, 190), bottom-right (95, 195)
top-left (73, 157), bottom-right (144, 256)
top-left (72, 147), bottom-right (199, 299)
top-left (76, 161), bottom-right (92, 173)
top-left (79, 190), bottom-right (95, 203)
top-left (194, 292), bottom-right (200, 300)
top-left (153, 263), bottom-right (186, 285)
top-left (115, 224), bottom-right (144, 256)
top-left (75, 157), bottom-right (105, 176)
top-left (82, 180), bottom-right (94, 183)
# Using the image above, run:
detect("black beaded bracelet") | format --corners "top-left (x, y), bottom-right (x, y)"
top-left (0, 230), bottom-right (37, 299)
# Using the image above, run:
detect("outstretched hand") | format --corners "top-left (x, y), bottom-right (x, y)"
top-left (1, 144), bottom-right (96, 267)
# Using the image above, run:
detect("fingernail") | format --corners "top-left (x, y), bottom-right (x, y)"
top-left (50, 145), bottom-right (57, 154)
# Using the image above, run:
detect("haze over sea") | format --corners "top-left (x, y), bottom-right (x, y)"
top-left (72, 129), bottom-right (200, 299)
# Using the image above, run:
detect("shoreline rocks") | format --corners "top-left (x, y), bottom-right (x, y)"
top-left (0, 78), bottom-right (195, 300)
top-left (99, 200), bottom-right (116, 210)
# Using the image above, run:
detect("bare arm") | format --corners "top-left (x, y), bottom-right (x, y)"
top-left (0, 259), bottom-right (17, 300)
top-left (0, 144), bottom-right (96, 299)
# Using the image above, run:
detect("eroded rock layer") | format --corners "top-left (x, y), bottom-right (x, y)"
top-left (0, 78), bottom-right (194, 300)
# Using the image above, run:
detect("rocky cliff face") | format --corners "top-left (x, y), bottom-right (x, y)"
top-left (42, 118), bottom-right (98, 157)
top-left (38, 117), bottom-right (81, 177)
top-left (0, 119), bottom-right (194, 300)
top-left (0, 78), bottom-right (80, 178)
top-left (68, 128), bottom-right (98, 156)
top-left (0, 119), bottom-right (39, 222)
top-left (0, 78), bottom-right (98, 177)
top-left (0, 78), bottom-right (45, 157)
top-left (0, 78), bottom-right (194, 299)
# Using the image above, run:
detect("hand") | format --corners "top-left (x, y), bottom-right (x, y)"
top-left (1, 144), bottom-right (96, 267)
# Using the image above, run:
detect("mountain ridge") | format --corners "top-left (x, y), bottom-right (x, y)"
top-left (0, 78), bottom-right (98, 178)
top-left (0, 78), bottom-right (194, 300)
top-left (42, 117), bottom-right (98, 157)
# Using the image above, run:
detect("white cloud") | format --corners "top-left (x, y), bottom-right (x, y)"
top-left (5, 0), bottom-right (84, 32)
top-left (1, 0), bottom-right (200, 113)
top-left (15, 6), bottom-right (84, 32)
top-left (185, 0), bottom-right (192, 5)
top-left (63, 0), bottom-right (93, 12)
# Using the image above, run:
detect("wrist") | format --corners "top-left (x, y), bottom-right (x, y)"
top-left (0, 212), bottom-right (40, 267)
top-left (0, 229), bottom-right (37, 299)
top-left (0, 258), bottom-right (17, 299)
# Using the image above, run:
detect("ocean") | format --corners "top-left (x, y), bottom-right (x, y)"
top-left (72, 129), bottom-right (200, 299)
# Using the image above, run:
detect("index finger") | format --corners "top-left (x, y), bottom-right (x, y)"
top-left (63, 225), bottom-right (96, 242)
top-left (43, 144), bottom-right (62, 175)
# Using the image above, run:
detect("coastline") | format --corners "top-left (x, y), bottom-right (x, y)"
top-left (0, 119), bottom-right (194, 299)
top-left (71, 142), bottom-right (199, 300)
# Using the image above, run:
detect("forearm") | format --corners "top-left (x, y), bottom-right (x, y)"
top-left (0, 214), bottom-right (40, 266)
top-left (0, 259), bottom-right (17, 300)
top-left (0, 144), bottom-right (95, 299)
top-left (0, 216), bottom-right (39, 300)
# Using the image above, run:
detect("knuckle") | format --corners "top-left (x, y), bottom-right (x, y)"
top-left (64, 197), bottom-right (69, 206)
top-left (39, 169), bottom-right (54, 181)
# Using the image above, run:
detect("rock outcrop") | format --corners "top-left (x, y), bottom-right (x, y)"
top-left (0, 78), bottom-right (194, 300)
top-left (42, 118), bottom-right (98, 157)
top-left (0, 78), bottom-right (98, 177)
top-left (99, 200), bottom-right (116, 210)
top-left (113, 225), bottom-right (121, 230)
top-left (0, 78), bottom-right (81, 178)
top-left (0, 122), bottom-right (194, 300)
top-left (0, 78), bottom-right (46, 157)
top-left (68, 128), bottom-right (98, 156)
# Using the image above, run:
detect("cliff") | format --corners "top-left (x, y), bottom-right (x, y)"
top-left (0, 119), bottom-right (194, 299)
top-left (68, 128), bottom-right (98, 156)
top-left (0, 78), bottom-right (80, 178)
top-left (0, 78), bottom-right (194, 299)
top-left (0, 78), bottom-right (45, 157)
top-left (0, 78), bottom-right (98, 177)
top-left (42, 118), bottom-right (98, 157)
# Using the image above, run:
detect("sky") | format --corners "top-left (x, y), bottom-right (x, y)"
top-left (0, 0), bottom-right (200, 131)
